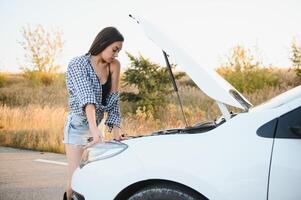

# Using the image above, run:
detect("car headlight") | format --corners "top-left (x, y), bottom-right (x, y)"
top-left (79, 141), bottom-right (128, 168)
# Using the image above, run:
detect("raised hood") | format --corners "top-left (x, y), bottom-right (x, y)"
top-left (130, 14), bottom-right (252, 111)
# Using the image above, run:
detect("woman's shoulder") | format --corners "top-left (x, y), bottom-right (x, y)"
top-left (111, 58), bottom-right (120, 66)
top-left (110, 59), bottom-right (121, 73)
top-left (69, 54), bottom-right (89, 66)
top-left (67, 54), bottom-right (90, 72)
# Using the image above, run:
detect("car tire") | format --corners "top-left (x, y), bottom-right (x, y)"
top-left (128, 183), bottom-right (205, 200)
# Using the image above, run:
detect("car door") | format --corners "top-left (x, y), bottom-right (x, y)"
top-left (268, 105), bottom-right (301, 200)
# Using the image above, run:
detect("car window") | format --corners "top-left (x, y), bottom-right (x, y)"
top-left (276, 106), bottom-right (301, 139)
top-left (257, 118), bottom-right (278, 138)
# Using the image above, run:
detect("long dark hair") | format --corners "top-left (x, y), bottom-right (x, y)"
top-left (88, 27), bottom-right (124, 56)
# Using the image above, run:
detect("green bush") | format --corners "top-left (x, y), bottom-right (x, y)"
top-left (121, 53), bottom-right (184, 118)
top-left (290, 39), bottom-right (301, 79)
top-left (217, 45), bottom-right (279, 93)
top-left (217, 66), bottom-right (279, 93)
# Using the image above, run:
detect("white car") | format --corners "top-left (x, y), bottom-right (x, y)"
top-left (71, 15), bottom-right (301, 200)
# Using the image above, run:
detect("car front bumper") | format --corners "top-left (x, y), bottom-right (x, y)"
top-left (71, 145), bottom-right (145, 200)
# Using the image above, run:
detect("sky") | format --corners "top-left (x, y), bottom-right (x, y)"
top-left (0, 0), bottom-right (301, 72)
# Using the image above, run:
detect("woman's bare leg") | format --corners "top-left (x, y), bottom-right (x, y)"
top-left (65, 144), bottom-right (84, 199)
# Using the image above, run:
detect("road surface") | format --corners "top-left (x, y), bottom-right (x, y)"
top-left (0, 146), bottom-right (68, 200)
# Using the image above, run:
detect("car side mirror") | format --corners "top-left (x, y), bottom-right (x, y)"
top-left (289, 126), bottom-right (301, 137)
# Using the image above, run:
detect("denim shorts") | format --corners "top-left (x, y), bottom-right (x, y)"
top-left (63, 113), bottom-right (101, 145)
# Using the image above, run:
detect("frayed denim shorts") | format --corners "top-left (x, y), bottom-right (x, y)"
top-left (63, 113), bottom-right (101, 146)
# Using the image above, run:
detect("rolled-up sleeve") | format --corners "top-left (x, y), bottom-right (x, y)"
top-left (103, 92), bottom-right (121, 132)
top-left (67, 58), bottom-right (97, 112)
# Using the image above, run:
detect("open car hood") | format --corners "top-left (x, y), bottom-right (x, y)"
top-left (130, 14), bottom-right (252, 111)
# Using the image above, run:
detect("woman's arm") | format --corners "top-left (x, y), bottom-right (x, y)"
top-left (109, 59), bottom-right (124, 140)
top-left (67, 58), bottom-right (103, 147)
top-left (84, 104), bottom-right (103, 148)
top-left (110, 59), bottom-right (121, 92)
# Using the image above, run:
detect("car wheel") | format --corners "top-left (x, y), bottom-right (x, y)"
top-left (128, 183), bottom-right (205, 200)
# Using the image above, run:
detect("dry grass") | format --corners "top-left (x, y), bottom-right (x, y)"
top-left (0, 69), bottom-right (299, 153)
top-left (0, 105), bottom-right (67, 153)
top-left (0, 103), bottom-right (205, 153)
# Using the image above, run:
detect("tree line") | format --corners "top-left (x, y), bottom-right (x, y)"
top-left (1, 24), bottom-right (299, 117)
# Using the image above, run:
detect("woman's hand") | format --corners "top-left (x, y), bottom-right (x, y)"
top-left (112, 127), bottom-right (126, 141)
top-left (84, 128), bottom-right (104, 149)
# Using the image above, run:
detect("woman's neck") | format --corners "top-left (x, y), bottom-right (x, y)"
top-left (90, 55), bottom-right (108, 69)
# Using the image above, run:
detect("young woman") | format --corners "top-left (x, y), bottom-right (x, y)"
top-left (63, 27), bottom-right (125, 200)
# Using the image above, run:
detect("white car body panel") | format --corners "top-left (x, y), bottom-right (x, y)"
top-left (269, 137), bottom-right (301, 200)
top-left (72, 147), bottom-right (146, 200)
top-left (268, 96), bottom-right (301, 200)
top-left (72, 102), bottom-right (293, 200)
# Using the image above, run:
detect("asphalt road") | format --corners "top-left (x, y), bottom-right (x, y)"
top-left (0, 146), bottom-right (68, 200)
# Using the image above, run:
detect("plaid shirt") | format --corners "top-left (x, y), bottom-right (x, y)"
top-left (66, 54), bottom-right (121, 132)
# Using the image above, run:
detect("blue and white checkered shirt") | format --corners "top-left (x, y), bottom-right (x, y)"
top-left (66, 54), bottom-right (121, 132)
